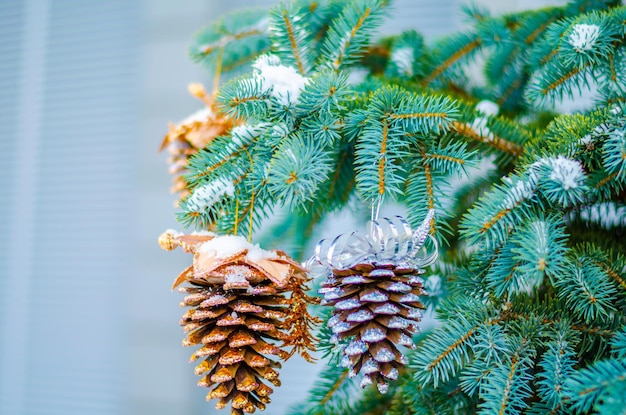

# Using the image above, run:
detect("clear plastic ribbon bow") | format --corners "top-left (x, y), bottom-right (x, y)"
top-left (307, 210), bottom-right (438, 272)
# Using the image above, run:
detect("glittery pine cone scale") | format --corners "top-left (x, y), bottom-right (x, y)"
top-left (160, 231), bottom-right (318, 415)
top-left (179, 281), bottom-right (290, 414)
top-left (321, 261), bottom-right (426, 393)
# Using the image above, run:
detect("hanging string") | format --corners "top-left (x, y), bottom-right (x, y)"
top-left (370, 194), bottom-right (384, 222)
top-left (233, 197), bottom-right (240, 236)
top-left (248, 191), bottom-right (255, 243)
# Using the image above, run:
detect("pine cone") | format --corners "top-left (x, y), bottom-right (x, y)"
top-left (160, 83), bottom-right (239, 203)
top-left (159, 231), bottom-right (318, 415)
top-left (320, 260), bottom-right (426, 393)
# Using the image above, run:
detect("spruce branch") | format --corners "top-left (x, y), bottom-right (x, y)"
top-left (321, 0), bottom-right (386, 71)
top-left (269, 3), bottom-right (314, 75)
top-left (562, 359), bottom-right (626, 413)
top-left (287, 362), bottom-right (358, 415)
top-left (422, 33), bottom-right (482, 86)
top-left (555, 258), bottom-right (618, 324)
top-left (536, 324), bottom-right (578, 409)
top-left (189, 9), bottom-right (271, 73)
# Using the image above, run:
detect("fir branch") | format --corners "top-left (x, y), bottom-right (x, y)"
top-left (542, 63), bottom-right (590, 96)
top-left (321, 0), bottom-right (386, 70)
top-left (460, 171), bottom-right (539, 248)
top-left (536, 332), bottom-right (578, 409)
top-left (423, 35), bottom-right (482, 85)
top-left (413, 298), bottom-right (491, 387)
top-left (611, 326), bottom-right (626, 360)
top-left (189, 9), bottom-right (271, 72)
top-left (555, 258), bottom-right (618, 323)
top-left (562, 359), bottom-right (626, 413)
top-left (287, 362), bottom-right (358, 415)
top-left (269, 3), bottom-right (313, 74)
top-left (451, 121), bottom-right (524, 157)
top-left (217, 76), bottom-right (270, 119)
top-left (477, 355), bottom-right (533, 415)
top-left (267, 133), bottom-right (333, 207)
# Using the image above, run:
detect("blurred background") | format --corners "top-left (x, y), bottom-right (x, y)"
top-left (0, 0), bottom-right (564, 414)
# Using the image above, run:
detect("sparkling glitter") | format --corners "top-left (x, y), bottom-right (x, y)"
top-left (360, 376), bottom-right (373, 388)
top-left (398, 333), bottom-right (414, 347)
top-left (324, 288), bottom-right (346, 301)
top-left (373, 261), bottom-right (396, 268)
top-left (362, 328), bottom-right (387, 343)
top-left (387, 316), bottom-right (410, 329)
top-left (374, 347), bottom-right (395, 362)
top-left (318, 286), bottom-right (337, 294)
top-left (398, 293), bottom-right (421, 303)
top-left (407, 308), bottom-right (423, 320)
top-left (332, 321), bottom-right (354, 334)
top-left (335, 297), bottom-right (362, 310)
top-left (348, 368), bottom-right (357, 378)
top-left (386, 282), bottom-right (411, 292)
top-left (408, 276), bottom-right (424, 285)
top-left (400, 354), bottom-right (409, 365)
top-left (343, 275), bottom-right (368, 284)
top-left (346, 309), bottom-right (374, 322)
top-left (362, 359), bottom-right (379, 374)
top-left (373, 303), bottom-right (400, 314)
top-left (202, 294), bottom-right (228, 306)
top-left (377, 381), bottom-right (389, 394)
top-left (384, 368), bottom-right (399, 380)
top-left (344, 340), bottom-right (368, 356)
top-left (360, 289), bottom-right (388, 302)
top-left (340, 354), bottom-right (352, 368)
top-left (394, 262), bottom-right (414, 272)
top-left (328, 315), bottom-right (341, 327)
top-left (368, 269), bottom-right (396, 278)
top-left (330, 334), bottom-right (339, 344)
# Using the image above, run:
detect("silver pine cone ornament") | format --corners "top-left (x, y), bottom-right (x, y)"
top-left (159, 231), bottom-right (319, 415)
top-left (312, 211), bottom-right (438, 393)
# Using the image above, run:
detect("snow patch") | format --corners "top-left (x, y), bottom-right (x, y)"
top-left (198, 234), bottom-right (278, 262)
top-left (471, 116), bottom-right (494, 141)
top-left (225, 269), bottom-right (249, 283)
top-left (502, 179), bottom-right (535, 210)
top-left (231, 123), bottom-right (270, 145)
top-left (568, 24), bottom-right (600, 52)
top-left (475, 100), bottom-right (499, 116)
top-left (253, 54), bottom-right (308, 106)
top-left (578, 134), bottom-right (593, 146)
top-left (578, 202), bottom-right (626, 228)
top-left (391, 46), bottom-right (414, 76)
top-left (246, 244), bottom-right (278, 262)
top-left (548, 156), bottom-right (584, 190)
top-left (186, 177), bottom-right (235, 212)
top-left (190, 230), bottom-right (216, 237)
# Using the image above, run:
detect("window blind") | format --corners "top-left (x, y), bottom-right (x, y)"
top-left (0, 1), bottom-right (140, 414)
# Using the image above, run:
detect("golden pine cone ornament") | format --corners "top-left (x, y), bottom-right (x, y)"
top-left (312, 212), bottom-right (438, 393)
top-left (160, 83), bottom-right (239, 202)
top-left (159, 231), bottom-right (319, 414)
